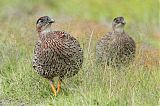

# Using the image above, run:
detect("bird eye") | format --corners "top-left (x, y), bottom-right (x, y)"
top-left (39, 20), bottom-right (43, 23)
top-left (115, 19), bottom-right (119, 23)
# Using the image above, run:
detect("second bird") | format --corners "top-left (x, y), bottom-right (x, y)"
top-left (96, 16), bottom-right (136, 68)
top-left (32, 16), bottom-right (83, 96)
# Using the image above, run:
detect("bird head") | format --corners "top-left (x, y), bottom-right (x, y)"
top-left (36, 16), bottom-right (55, 33)
top-left (112, 16), bottom-right (126, 33)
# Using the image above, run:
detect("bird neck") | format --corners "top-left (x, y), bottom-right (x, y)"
top-left (37, 25), bottom-right (52, 35)
top-left (113, 27), bottom-right (124, 34)
top-left (37, 26), bottom-right (52, 40)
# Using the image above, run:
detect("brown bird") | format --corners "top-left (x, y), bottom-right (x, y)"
top-left (32, 16), bottom-right (83, 96)
top-left (96, 16), bottom-right (136, 68)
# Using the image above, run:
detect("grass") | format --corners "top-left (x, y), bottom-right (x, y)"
top-left (0, 0), bottom-right (160, 106)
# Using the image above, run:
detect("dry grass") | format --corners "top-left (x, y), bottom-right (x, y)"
top-left (0, 15), bottom-right (159, 106)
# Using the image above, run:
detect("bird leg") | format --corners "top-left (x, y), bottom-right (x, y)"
top-left (57, 79), bottom-right (62, 93)
top-left (49, 80), bottom-right (57, 96)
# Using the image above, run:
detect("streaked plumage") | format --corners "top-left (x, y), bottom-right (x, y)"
top-left (96, 16), bottom-right (136, 67)
top-left (32, 16), bottom-right (83, 96)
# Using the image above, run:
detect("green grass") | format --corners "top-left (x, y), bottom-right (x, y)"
top-left (0, 0), bottom-right (160, 106)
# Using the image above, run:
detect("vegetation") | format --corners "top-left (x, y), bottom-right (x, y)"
top-left (0, 0), bottom-right (159, 106)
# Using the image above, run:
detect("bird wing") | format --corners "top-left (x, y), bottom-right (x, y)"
top-left (96, 32), bottom-right (114, 61)
top-left (96, 32), bottom-right (114, 52)
top-left (33, 31), bottom-right (83, 70)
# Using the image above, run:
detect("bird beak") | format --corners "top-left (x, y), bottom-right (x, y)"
top-left (48, 19), bottom-right (55, 23)
top-left (121, 21), bottom-right (126, 25)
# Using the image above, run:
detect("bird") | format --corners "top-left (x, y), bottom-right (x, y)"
top-left (32, 16), bottom-right (83, 96)
top-left (96, 16), bottom-right (136, 68)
